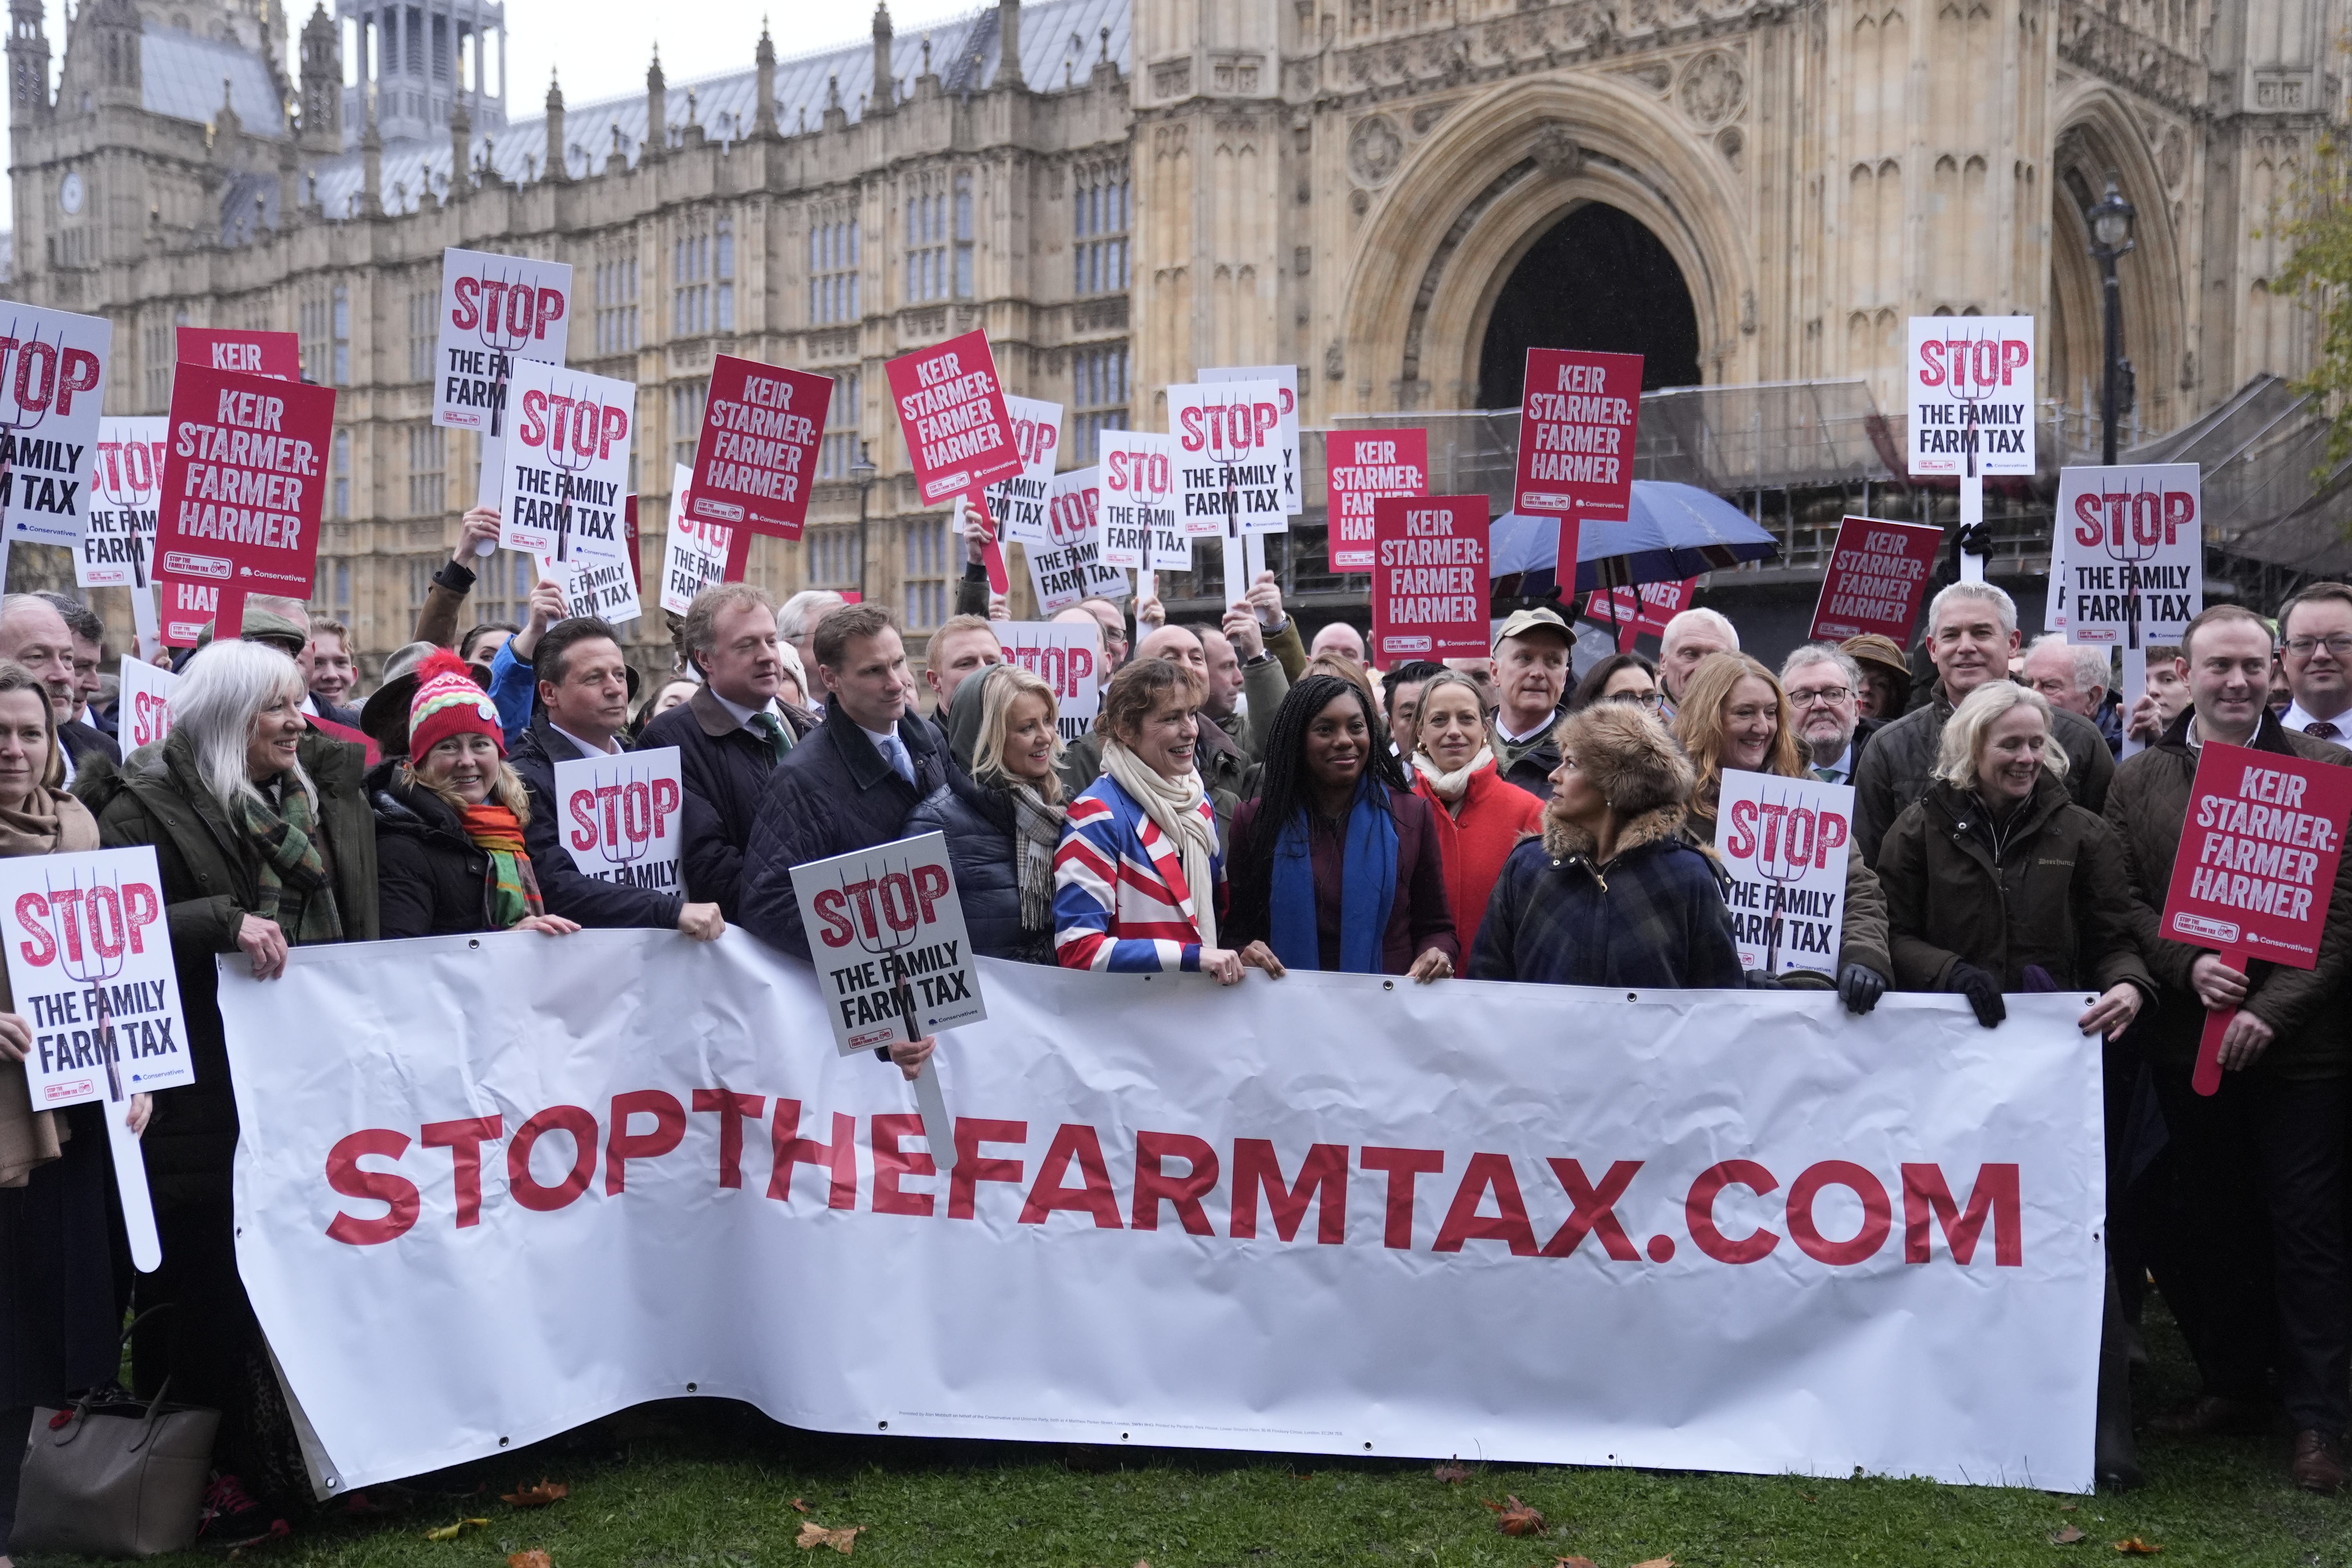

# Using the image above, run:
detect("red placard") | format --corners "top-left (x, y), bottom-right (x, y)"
top-left (1590, 578), bottom-right (1695, 652)
top-left (153, 363), bottom-right (335, 646)
top-left (176, 326), bottom-right (300, 382)
top-left (1325, 428), bottom-right (1428, 573)
top-left (1807, 517), bottom-right (1942, 643)
top-left (1513, 348), bottom-right (1642, 523)
top-left (884, 330), bottom-right (1022, 507)
top-left (688, 354), bottom-right (830, 540)
top-left (1370, 495), bottom-right (1489, 662)
top-left (2160, 741), bottom-right (2352, 1094)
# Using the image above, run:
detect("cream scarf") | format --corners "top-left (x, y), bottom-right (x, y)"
top-left (1414, 744), bottom-right (1495, 808)
top-left (1100, 739), bottom-right (1219, 948)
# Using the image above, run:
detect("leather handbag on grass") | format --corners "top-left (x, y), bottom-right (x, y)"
top-left (12, 1337), bottom-right (220, 1559)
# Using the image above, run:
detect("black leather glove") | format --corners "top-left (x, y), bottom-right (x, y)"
top-left (1838, 962), bottom-right (1887, 1015)
top-left (1947, 961), bottom-right (2006, 1028)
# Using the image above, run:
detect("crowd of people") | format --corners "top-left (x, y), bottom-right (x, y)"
top-left (5, 508), bottom-right (2352, 1551)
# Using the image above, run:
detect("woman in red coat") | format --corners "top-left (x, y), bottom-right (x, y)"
top-left (1407, 670), bottom-right (1543, 955)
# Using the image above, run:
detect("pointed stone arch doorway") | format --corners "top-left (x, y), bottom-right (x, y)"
top-left (1474, 201), bottom-right (1704, 408)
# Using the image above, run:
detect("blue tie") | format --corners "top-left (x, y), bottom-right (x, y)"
top-left (879, 733), bottom-right (914, 786)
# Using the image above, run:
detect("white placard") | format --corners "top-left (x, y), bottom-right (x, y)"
top-left (499, 359), bottom-right (634, 561)
top-left (433, 247), bottom-right (572, 434)
top-left (1, 846), bottom-right (193, 1108)
top-left (1906, 316), bottom-right (2035, 478)
top-left (1026, 467), bottom-right (1128, 613)
top-left (539, 550), bottom-right (641, 627)
top-left (1098, 429), bottom-right (1190, 572)
top-left (995, 620), bottom-right (1102, 745)
top-left (0, 303), bottom-right (111, 547)
top-left (658, 463), bottom-right (731, 616)
top-left (549, 745), bottom-right (682, 894)
top-left (221, 940), bottom-right (2105, 1497)
top-left (1714, 769), bottom-right (1853, 978)
top-left (2053, 464), bottom-right (2203, 647)
top-left (789, 830), bottom-right (988, 1053)
top-left (1169, 380), bottom-right (1289, 535)
top-left (984, 396), bottom-right (1062, 546)
top-left (81, 416), bottom-right (166, 588)
top-left (1201, 365), bottom-right (1301, 517)
top-left (117, 656), bottom-right (178, 753)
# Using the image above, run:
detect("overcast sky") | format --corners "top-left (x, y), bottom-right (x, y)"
top-left (2, 0), bottom-right (986, 229)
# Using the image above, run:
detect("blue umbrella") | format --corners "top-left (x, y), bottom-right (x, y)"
top-left (1489, 481), bottom-right (1780, 595)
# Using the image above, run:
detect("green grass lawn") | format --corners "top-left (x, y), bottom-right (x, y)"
top-left (21, 1309), bottom-right (2349, 1568)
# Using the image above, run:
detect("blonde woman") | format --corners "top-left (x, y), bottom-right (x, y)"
top-left (907, 664), bottom-right (1066, 963)
top-left (1671, 650), bottom-right (1893, 1012)
top-left (1408, 668), bottom-right (1543, 953)
top-left (372, 651), bottom-right (581, 939)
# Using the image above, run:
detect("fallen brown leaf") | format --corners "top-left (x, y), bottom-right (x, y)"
top-left (2051, 1525), bottom-right (2087, 1544)
top-left (1630, 1558), bottom-right (1677, 1568)
top-left (789, 1498), bottom-right (813, 1515)
top-left (501, 1480), bottom-right (568, 1508)
top-left (1481, 1494), bottom-right (1545, 1536)
top-left (1432, 1459), bottom-right (1470, 1483)
top-left (795, 1520), bottom-right (865, 1555)
top-left (2113, 1541), bottom-right (2162, 1556)
top-left (509, 1552), bottom-right (552, 1568)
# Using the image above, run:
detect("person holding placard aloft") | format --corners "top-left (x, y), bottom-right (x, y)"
top-left (1054, 657), bottom-right (1281, 984)
top-left (2101, 604), bottom-right (2352, 1494)
top-left (0, 659), bottom-right (148, 1553)
top-left (1670, 653), bottom-right (1893, 1013)
top-left (79, 638), bottom-right (377, 1506)
top-left (370, 652), bottom-right (583, 940)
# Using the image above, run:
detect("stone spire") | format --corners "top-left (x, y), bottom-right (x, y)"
top-left (754, 19), bottom-right (777, 136)
top-left (869, 4), bottom-right (894, 114)
top-left (544, 69), bottom-right (567, 180)
top-left (297, 2), bottom-right (339, 151)
top-left (996, 0), bottom-right (1021, 89)
top-left (448, 94), bottom-right (472, 195)
top-left (645, 44), bottom-right (666, 157)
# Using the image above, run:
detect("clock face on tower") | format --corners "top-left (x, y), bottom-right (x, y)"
top-left (58, 172), bottom-right (83, 216)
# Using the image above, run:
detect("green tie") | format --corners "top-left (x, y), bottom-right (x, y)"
top-left (748, 710), bottom-right (791, 763)
top-left (1815, 766), bottom-right (1841, 783)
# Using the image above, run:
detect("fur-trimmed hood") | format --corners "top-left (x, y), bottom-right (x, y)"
top-left (1537, 702), bottom-right (1693, 860)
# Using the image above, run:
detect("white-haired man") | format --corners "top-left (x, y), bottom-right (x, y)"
top-left (1777, 643), bottom-right (1875, 786)
top-left (2023, 632), bottom-right (2121, 755)
top-left (1850, 582), bottom-right (2116, 866)
top-left (776, 590), bottom-right (846, 711)
top-left (1656, 606), bottom-right (1739, 716)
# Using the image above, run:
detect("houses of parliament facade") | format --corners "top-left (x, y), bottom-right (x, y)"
top-left (0, 0), bottom-right (2338, 665)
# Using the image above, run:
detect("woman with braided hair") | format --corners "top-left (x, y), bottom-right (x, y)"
top-left (1226, 673), bottom-right (1458, 980)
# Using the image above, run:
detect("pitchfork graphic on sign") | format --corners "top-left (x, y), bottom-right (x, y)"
top-left (543, 377), bottom-right (600, 564)
top-left (2098, 475), bottom-right (2161, 652)
top-left (49, 866), bottom-right (129, 1106)
top-left (473, 266), bottom-right (534, 442)
top-left (1751, 786), bottom-right (1811, 975)
top-left (590, 760), bottom-right (658, 876)
top-left (843, 853), bottom-right (924, 1045)
top-left (1939, 323), bottom-right (2003, 486)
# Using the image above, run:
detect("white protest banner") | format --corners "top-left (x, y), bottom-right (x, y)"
top-left (117, 656), bottom-right (179, 753)
top-left (3, 846), bottom-right (192, 1108)
top-left (0, 303), bottom-right (110, 548)
top-left (82, 416), bottom-right (167, 588)
top-left (1201, 365), bottom-right (1301, 518)
top-left (1715, 770), bottom-right (1853, 979)
top-left (550, 746), bottom-right (682, 896)
top-left (1097, 430), bottom-right (1188, 572)
top-left (658, 463), bottom-right (732, 616)
top-left (222, 936), bottom-right (2103, 1496)
top-left (500, 360), bottom-right (633, 561)
top-left (984, 397), bottom-right (1063, 546)
top-left (1907, 317), bottom-right (2035, 479)
top-left (1169, 380), bottom-right (1287, 535)
top-left (995, 620), bottom-right (1101, 744)
top-left (2053, 465), bottom-right (2202, 648)
top-left (1027, 467), bottom-right (1128, 613)
top-left (433, 247), bottom-right (572, 435)
top-left (790, 830), bottom-right (987, 1054)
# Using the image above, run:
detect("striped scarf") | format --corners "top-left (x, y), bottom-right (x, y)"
top-left (236, 779), bottom-right (344, 945)
top-left (459, 802), bottom-right (543, 928)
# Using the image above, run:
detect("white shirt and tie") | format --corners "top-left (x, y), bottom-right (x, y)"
top-left (1811, 743), bottom-right (1857, 786)
top-left (551, 722), bottom-right (622, 758)
top-left (862, 725), bottom-right (915, 786)
top-left (2279, 700), bottom-right (2349, 743)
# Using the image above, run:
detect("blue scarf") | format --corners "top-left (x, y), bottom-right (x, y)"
top-left (1268, 777), bottom-right (1398, 974)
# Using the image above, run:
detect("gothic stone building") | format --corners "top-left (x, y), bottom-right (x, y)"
top-left (1, 0), bottom-right (2339, 667)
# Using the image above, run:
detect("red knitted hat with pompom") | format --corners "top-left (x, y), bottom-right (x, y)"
top-left (406, 649), bottom-right (505, 761)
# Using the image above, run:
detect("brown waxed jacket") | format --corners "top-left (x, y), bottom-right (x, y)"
top-left (1879, 773), bottom-right (2154, 999)
top-left (2103, 706), bottom-right (2352, 1079)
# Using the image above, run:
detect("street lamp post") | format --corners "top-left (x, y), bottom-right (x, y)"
top-left (2087, 178), bottom-right (2137, 466)
top-left (851, 440), bottom-right (877, 604)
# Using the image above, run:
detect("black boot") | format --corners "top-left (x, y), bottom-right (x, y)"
top-left (2096, 1267), bottom-right (2143, 1491)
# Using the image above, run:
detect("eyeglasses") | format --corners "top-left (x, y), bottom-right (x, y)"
top-left (1606, 690), bottom-right (1664, 710)
top-left (2284, 635), bottom-right (2352, 658)
top-left (1786, 686), bottom-right (1853, 708)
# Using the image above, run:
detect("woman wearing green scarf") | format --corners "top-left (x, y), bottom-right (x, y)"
top-left (80, 637), bottom-right (378, 1512)
top-left (372, 651), bottom-right (581, 938)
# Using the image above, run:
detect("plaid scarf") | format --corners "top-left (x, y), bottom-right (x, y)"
top-left (236, 779), bottom-right (343, 945)
top-left (459, 802), bottom-right (543, 927)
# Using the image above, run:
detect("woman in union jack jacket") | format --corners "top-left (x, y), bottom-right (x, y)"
top-left (1053, 657), bottom-right (1282, 984)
